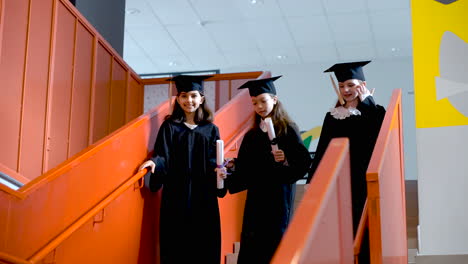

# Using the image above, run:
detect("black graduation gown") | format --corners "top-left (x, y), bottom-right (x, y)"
top-left (150, 119), bottom-right (226, 264)
top-left (228, 124), bottom-right (312, 264)
top-left (306, 96), bottom-right (386, 234)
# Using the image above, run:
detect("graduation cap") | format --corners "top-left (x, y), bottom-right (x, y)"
top-left (166, 75), bottom-right (212, 93)
top-left (238, 76), bottom-right (282, 97)
top-left (324, 61), bottom-right (371, 82)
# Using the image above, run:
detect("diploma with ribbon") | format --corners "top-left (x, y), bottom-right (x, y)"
top-left (264, 117), bottom-right (279, 152)
top-left (216, 139), bottom-right (224, 189)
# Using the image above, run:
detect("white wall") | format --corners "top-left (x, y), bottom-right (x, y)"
top-left (220, 57), bottom-right (418, 180)
top-left (417, 126), bottom-right (468, 255)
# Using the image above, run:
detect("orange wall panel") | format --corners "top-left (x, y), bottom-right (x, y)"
top-left (92, 43), bottom-right (112, 143)
top-left (109, 59), bottom-right (127, 133)
top-left (0, 191), bottom-right (11, 250)
top-left (69, 22), bottom-right (93, 157)
top-left (20, 0), bottom-right (53, 178)
top-left (51, 187), bottom-right (156, 264)
top-left (126, 74), bottom-right (143, 122)
top-left (0, 0), bottom-right (29, 171)
top-left (46, 2), bottom-right (75, 171)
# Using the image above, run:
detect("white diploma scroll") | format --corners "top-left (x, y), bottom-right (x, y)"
top-left (264, 117), bottom-right (279, 152)
top-left (216, 139), bottom-right (224, 189)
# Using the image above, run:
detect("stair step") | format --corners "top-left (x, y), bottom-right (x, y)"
top-left (408, 248), bottom-right (417, 264)
top-left (226, 253), bottom-right (238, 264)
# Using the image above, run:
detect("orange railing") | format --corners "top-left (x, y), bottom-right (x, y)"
top-left (271, 138), bottom-right (354, 264)
top-left (0, 169), bottom-right (147, 264)
top-left (0, 0), bottom-right (144, 180)
top-left (0, 101), bottom-right (168, 263)
top-left (0, 72), bottom-right (266, 264)
top-left (353, 201), bottom-right (369, 263)
top-left (366, 89), bottom-right (407, 264)
top-left (271, 89), bottom-right (406, 264)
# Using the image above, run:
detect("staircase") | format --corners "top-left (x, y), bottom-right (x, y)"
top-left (406, 180), bottom-right (418, 264)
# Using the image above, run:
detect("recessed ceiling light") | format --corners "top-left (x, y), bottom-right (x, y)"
top-left (168, 61), bottom-right (178, 67)
top-left (250, 0), bottom-right (264, 5)
top-left (126, 8), bottom-right (141, 15)
top-left (391, 47), bottom-right (400, 52)
top-left (276, 55), bottom-right (287, 60)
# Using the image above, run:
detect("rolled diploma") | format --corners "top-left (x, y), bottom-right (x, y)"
top-left (264, 117), bottom-right (279, 152)
top-left (216, 139), bottom-right (224, 189)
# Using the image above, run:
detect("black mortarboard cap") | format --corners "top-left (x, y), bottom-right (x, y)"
top-left (238, 76), bottom-right (282, 97)
top-left (324, 61), bottom-right (371, 82)
top-left (166, 75), bottom-right (212, 93)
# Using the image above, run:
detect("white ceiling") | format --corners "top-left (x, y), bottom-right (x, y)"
top-left (123, 0), bottom-right (413, 75)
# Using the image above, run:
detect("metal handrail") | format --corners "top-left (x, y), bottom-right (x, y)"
top-left (0, 171), bottom-right (24, 190)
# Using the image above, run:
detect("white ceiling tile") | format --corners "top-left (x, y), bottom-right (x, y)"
top-left (322, 0), bottom-right (367, 14)
top-left (263, 50), bottom-right (301, 65)
top-left (187, 51), bottom-right (228, 70)
top-left (128, 28), bottom-right (182, 56)
top-left (166, 24), bottom-right (219, 52)
top-left (374, 38), bottom-right (413, 59)
top-left (223, 49), bottom-right (266, 68)
top-left (288, 16), bottom-right (334, 46)
top-left (370, 9), bottom-right (412, 41)
top-left (336, 42), bottom-right (376, 61)
top-left (190, 0), bottom-right (240, 22)
top-left (245, 19), bottom-right (296, 50)
top-left (299, 45), bottom-right (338, 63)
top-left (124, 0), bottom-right (414, 75)
top-left (151, 54), bottom-right (194, 73)
top-left (125, 1), bottom-right (161, 29)
top-left (205, 22), bottom-right (258, 51)
top-left (147, 0), bottom-right (199, 25)
top-left (277, 0), bottom-right (325, 17)
top-left (123, 31), bottom-right (144, 58)
top-left (367, 0), bottom-right (410, 11)
top-left (232, 0), bottom-right (283, 19)
top-left (125, 55), bottom-right (159, 74)
top-left (328, 13), bottom-right (373, 43)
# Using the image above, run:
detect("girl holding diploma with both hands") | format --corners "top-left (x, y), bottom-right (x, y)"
top-left (138, 75), bottom-right (227, 264)
top-left (226, 76), bottom-right (312, 264)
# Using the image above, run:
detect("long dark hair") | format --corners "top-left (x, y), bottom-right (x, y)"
top-left (165, 92), bottom-right (214, 124)
top-left (253, 94), bottom-right (298, 137)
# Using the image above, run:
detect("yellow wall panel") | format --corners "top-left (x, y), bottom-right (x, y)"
top-left (412, 0), bottom-right (468, 128)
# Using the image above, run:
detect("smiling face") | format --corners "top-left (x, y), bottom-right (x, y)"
top-left (176, 91), bottom-right (204, 115)
top-left (338, 79), bottom-right (366, 104)
top-left (251, 93), bottom-right (277, 118)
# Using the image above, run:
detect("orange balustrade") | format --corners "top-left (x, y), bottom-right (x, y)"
top-left (0, 100), bottom-right (170, 263)
top-left (0, 71), bottom-right (267, 264)
top-left (271, 138), bottom-right (354, 264)
top-left (0, 0), bottom-right (144, 180)
top-left (366, 89), bottom-right (407, 264)
top-left (353, 201), bottom-right (369, 262)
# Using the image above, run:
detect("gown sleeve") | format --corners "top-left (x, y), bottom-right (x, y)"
top-left (306, 114), bottom-right (333, 184)
top-left (273, 126), bottom-right (312, 184)
top-left (226, 131), bottom-right (252, 194)
top-left (147, 120), bottom-right (173, 192)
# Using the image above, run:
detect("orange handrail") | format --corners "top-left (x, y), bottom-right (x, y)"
top-left (0, 71), bottom-right (269, 264)
top-left (353, 200), bottom-right (369, 261)
top-left (0, 169), bottom-right (147, 264)
top-left (366, 89), bottom-right (407, 264)
top-left (140, 71), bottom-right (265, 85)
top-left (27, 169), bottom-right (147, 263)
top-left (271, 138), bottom-right (354, 264)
